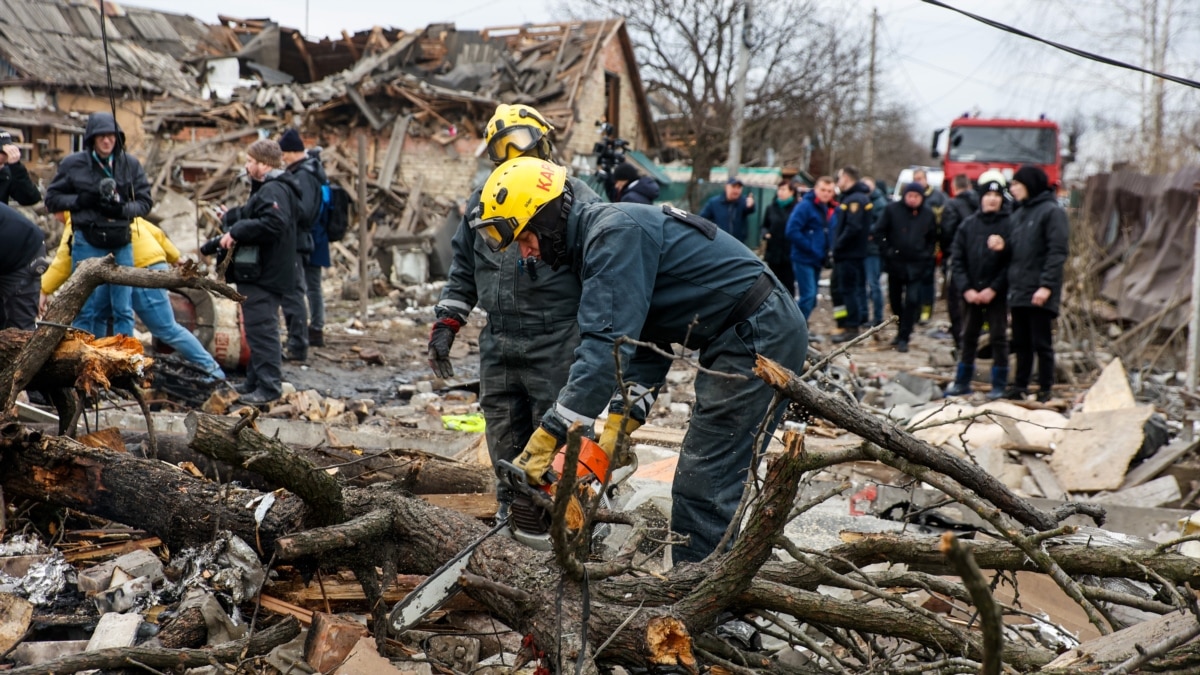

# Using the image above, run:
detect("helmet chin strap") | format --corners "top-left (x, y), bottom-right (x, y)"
top-left (529, 181), bottom-right (574, 271)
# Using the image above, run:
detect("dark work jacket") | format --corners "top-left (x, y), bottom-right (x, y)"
top-left (435, 177), bottom-right (599, 334)
top-left (45, 113), bottom-right (152, 228)
top-left (222, 170), bottom-right (301, 295)
top-left (950, 207), bottom-right (1011, 295)
top-left (761, 196), bottom-right (797, 269)
top-left (0, 203), bottom-right (43, 274)
top-left (867, 187), bottom-right (889, 256)
top-left (0, 161), bottom-right (41, 206)
top-left (832, 181), bottom-right (873, 260)
top-left (785, 190), bottom-right (830, 267)
top-left (874, 200), bottom-right (937, 277)
top-left (940, 189), bottom-right (979, 253)
top-left (285, 155), bottom-right (325, 256)
top-left (1006, 191), bottom-right (1070, 315)
top-left (549, 200), bottom-right (788, 431)
top-left (618, 178), bottom-right (660, 204)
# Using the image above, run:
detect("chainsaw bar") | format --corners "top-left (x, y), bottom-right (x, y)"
top-left (388, 517), bottom-right (508, 634)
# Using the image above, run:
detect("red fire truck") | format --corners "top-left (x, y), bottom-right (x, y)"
top-left (931, 115), bottom-right (1061, 196)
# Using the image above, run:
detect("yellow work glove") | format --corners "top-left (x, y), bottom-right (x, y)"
top-left (514, 427), bottom-right (560, 486)
top-left (599, 416), bottom-right (642, 466)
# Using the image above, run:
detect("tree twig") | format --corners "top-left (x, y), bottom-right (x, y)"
top-left (941, 533), bottom-right (1003, 675)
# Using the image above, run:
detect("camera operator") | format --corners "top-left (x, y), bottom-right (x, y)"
top-left (0, 203), bottom-right (46, 330)
top-left (0, 132), bottom-right (40, 206)
top-left (44, 112), bottom-right (152, 337)
top-left (593, 122), bottom-right (631, 202)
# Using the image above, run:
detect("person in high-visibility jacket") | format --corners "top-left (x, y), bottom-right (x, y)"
top-left (41, 213), bottom-right (226, 382)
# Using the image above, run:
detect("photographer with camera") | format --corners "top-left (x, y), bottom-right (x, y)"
top-left (207, 139), bottom-right (302, 406)
top-left (44, 112), bottom-right (151, 337)
top-left (0, 131), bottom-right (41, 206)
top-left (0, 203), bottom-right (46, 330)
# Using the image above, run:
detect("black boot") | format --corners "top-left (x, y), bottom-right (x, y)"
top-left (944, 363), bottom-right (974, 397)
top-left (987, 367), bottom-right (1009, 400)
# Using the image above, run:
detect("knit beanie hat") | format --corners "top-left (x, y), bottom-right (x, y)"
top-left (279, 128), bottom-right (305, 152)
top-left (903, 182), bottom-right (925, 196)
top-left (247, 139), bottom-right (282, 167)
top-left (1012, 165), bottom-right (1049, 198)
top-left (613, 162), bottom-right (639, 182)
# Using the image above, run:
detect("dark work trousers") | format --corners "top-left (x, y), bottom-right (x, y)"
top-left (835, 258), bottom-right (866, 329)
top-left (304, 264), bottom-right (325, 332)
top-left (0, 243), bottom-right (44, 330)
top-left (1010, 306), bottom-right (1056, 391)
top-left (671, 285), bottom-right (808, 565)
top-left (944, 264), bottom-right (963, 344)
top-left (887, 263), bottom-right (932, 342)
top-left (239, 283), bottom-right (284, 398)
top-left (960, 298), bottom-right (1008, 366)
top-left (479, 319), bottom-right (580, 505)
top-left (280, 257), bottom-right (309, 356)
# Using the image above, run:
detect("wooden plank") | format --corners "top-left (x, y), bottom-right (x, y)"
top-left (397, 176), bottom-right (423, 234)
top-left (1121, 438), bottom-right (1200, 489)
top-left (1094, 475), bottom-right (1181, 508)
top-left (1021, 456), bottom-right (1067, 501)
top-left (418, 493), bottom-right (497, 519)
top-left (62, 537), bottom-right (163, 563)
top-left (260, 594), bottom-right (314, 626)
top-left (290, 30), bottom-right (318, 82)
top-left (346, 86), bottom-right (384, 130)
top-left (376, 114), bottom-right (411, 190)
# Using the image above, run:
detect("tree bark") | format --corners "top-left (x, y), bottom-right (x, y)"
top-left (0, 257), bottom-right (242, 417)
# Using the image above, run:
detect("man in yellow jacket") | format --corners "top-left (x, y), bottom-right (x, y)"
top-left (42, 214), bottom-right (226, 382)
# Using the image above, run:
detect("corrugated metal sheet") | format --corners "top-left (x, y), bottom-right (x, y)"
top-left (128, 11), bottom-right (178, 42)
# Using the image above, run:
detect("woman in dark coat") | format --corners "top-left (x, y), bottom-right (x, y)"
top-left (760, 179), bottom-right (798, 297)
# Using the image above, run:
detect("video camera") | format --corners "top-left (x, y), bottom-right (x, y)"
top-left (199, 235), bottom-right (222, 257)
top-left (593, 121), bottom-right (630, 175)
top-left (98, 177), bottom-right (120, 206)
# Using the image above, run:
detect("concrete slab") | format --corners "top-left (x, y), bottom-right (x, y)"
top-left (86, 612), bottom-right (142, 650)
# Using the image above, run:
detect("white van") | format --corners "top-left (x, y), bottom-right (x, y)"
top-left (891, 166), bottom-right (944, 201)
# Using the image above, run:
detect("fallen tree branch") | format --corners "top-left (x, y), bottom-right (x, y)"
top-left (941, 533), bottom-right (1003, 675)
top-left (6, 616), bottom-right (299, 675)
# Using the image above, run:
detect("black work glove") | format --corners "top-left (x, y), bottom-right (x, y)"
top-left (99, 200), bottom-right (125, 219)
top-left (427, 317), bottom-right (462, 379)
top-left (75, 190), bottom-right (101, 210)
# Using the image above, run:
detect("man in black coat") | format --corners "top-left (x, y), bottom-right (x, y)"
top-left (0, 204), bottom-right (45, 330)
top-left (760, 179), bottom-right (798, 297)
top-left (610, 162), bottom-right (660, 204)
top-left (215, 140), bottom-right (302, 405)
top-left (995, 165), bottom-right (1069, 402)
top-left (831, 166), bottom-right (873, 342)
top-left (0, 132), bottom-right (41, 206)
top-left (279, 128), bottom-right (322, 359)
top-left (874, 183), bottom-right (937, 352)
top-left (44, 112), bottom-right (152, 338)
top-left (938, 174), bottom-right (980, 345)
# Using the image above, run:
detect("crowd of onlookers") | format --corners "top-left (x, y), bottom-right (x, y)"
top-left (755, 164), bottom-right (1069, 402)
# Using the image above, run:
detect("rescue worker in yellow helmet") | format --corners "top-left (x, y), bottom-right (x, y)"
top-left (473, 157), bottom-right (809, 565)
top-left (429, 104), bottom-right (608, 512)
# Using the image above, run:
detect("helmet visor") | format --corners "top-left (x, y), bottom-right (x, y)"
top-left (470, 215), bottom-right (520, 252)
top-left (487, 126), bottom-right (543, 163)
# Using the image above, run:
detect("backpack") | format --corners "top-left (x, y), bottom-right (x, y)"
top-left (320, 183), bottom-right (351, 242)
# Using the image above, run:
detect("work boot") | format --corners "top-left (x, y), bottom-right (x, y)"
top-left (239, 389), bottom-right (279, 406)
top-left (284, 349), bottom-right (307, 362)
top-left (308, 328), bottom-right (325, 347)
top-left (986, 367), bottom-right (1009, 400)
top-left (944, 363), bottom-right (974, 397)
top-left (1036, 389), bottom-right (1054, 403)
top-left (1003, 386), bottom-right (1029, 401)
top-left (896, 340), bottom-right (909, 353)
top-left (831, 327), bottom-right (860, 344)
top-left (234, 381), bottom-right (257, 395)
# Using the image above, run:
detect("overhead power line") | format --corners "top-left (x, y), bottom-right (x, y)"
top-left (922, 0), bottom-right (1200, 90)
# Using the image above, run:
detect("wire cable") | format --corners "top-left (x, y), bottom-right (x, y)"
top-left (922, 0), bottom-right (1200, 90)
top-left (98, 4), bottom-right (124, 156)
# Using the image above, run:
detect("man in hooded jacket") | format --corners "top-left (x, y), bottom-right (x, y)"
top-left (938, 174), bottom-right (980, 345)
top-left (214, 140), bottom-right (302, 405)
top-left (611, 162), bottom-right (660, 205)
top-left (45, 112), bottom-right (152, 337)
top-left (995, 165), bottom-right (1069, 402)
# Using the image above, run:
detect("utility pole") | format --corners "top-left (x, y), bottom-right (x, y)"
top-left (864, 8), bottom-right (878, 174)
top-left (726, 0), bottom-right (753, 179)
top-left (1188, 184), bottom-right (1200, 407)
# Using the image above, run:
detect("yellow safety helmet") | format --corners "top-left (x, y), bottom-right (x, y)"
top-left (471, 156), bottom-right (567, 252)
top-left (484, 104), bottom-right (555, 164)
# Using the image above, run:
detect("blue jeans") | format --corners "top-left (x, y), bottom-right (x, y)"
top-left (71, 235), bottom-right (134, 337)
top-left (134, 263), bottom-right (224, 378)
top-left (792, 261), bottom-right (821, 321)
top-left (864, 254), bottom-right (884, 325)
